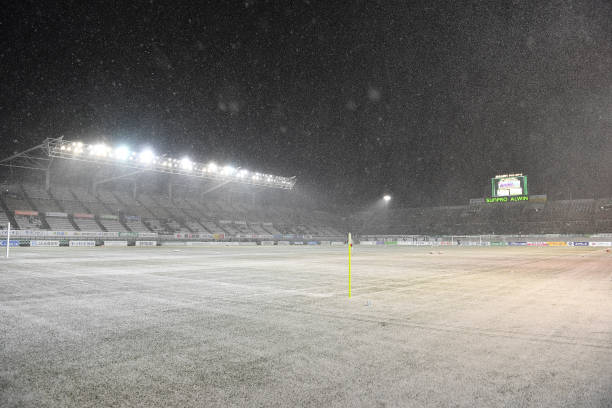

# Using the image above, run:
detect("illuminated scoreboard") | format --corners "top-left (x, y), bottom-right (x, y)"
top-left (491, 173), bottom-right (528, 197)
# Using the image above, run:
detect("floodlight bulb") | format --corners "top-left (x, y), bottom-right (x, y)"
top-left (93, 143), bottom-right (108, 156)
top-left (383, 195), bottom-right (391, 202)
top-left (180, 157), bottom-right (193, 171)
top-left (139, 149), bottom-right (155, 164)
top-left (114, 145), bottom-right (130, 161)
top-left (207, 162), bottom-right (218, 172)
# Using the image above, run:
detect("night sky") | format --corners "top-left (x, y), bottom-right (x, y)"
top-left (2, 1), bottom-right (611, 207)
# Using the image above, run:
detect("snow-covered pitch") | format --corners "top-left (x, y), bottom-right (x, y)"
top-left (1, 245), bottom-right (611, 407)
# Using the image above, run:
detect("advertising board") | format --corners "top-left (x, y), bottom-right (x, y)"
top-left (135, 241), bottom-right (157, 247)
top-left (589, 241), bottom-right (612, 247)
top-left (104, 241), bottom-right (128, 247)
top-left (30, 240), bottom-right (60, 247)
top-left (69, 240), bottom-right (96, 247)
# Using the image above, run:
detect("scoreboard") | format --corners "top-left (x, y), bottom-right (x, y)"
top-left (491, 174), bottom-right (528, 197)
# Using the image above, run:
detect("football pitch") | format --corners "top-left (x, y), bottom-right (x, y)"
top-left (1, 246), bottom-right (611, 407)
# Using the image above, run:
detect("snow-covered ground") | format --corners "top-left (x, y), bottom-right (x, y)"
top-left (1, 246), bottom-right (611, 407)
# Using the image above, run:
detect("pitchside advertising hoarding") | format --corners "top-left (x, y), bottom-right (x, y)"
top-left (30, 240), bottom-right (60, 247)
top-left (69, 240), bottom-right (96, 247)
top-left (589, 241), bottom-right (612, 247)
top-left (135, 241), bottom-right (157, 247)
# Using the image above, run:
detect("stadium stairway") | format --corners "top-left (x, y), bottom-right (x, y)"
top-left (70, 190), bottom-right (111, 232)
top-left (0, 194), bottom-right (18, 229)
top-left (111, 191), bottom-right (153, 233)
top-left (148, 195), bottom-right (193, 233)
top-left (18, 184), bottom-right (51, 230)
top-left (46, 189), bottom-right (81, 231)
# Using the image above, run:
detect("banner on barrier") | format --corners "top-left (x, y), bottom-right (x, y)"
top-left (319, 241), bottom-right (331, 245)
top-left (74, 213), bottom-right (95, 219)
top-left (46, 212), bottom-right (68, 218)
top-left (307, 241), bottom-right (319, 245)
top-left (135, 241), bottom-right (156, 247)
top-left (99, 214), bottom-right (119, 220)
top-left (361, 241), bottom-right (377, 245)
top-left (396, 241), bottom-right (411, 245)
top-left (104, 241), bottom-right (128, 247)
top-left (278, 241), bottom-right (290, 245)
top-left (330, 241), bottom-right (344, 246)
top-left (508, 242), bottom-right (527, 246)
top-left (136, 232), bottom-right (157, 238)
top-left (293, 241), bottom-right (304, 245)
top-left (69, 240), bottom-right (95, 247)
top-left (30, 240), bottom-right (60, 247)
top-left (546, 242), bottom-right (567, 246)
top-left (572, 242), bottom-right (589, 246)
top-left (15, 210), bottom-right (38, 216)
top-left (0, 240), bottom-right (19, 247)
top-left (490, 242), bottom-right (506, 246)
top-left (260, 241), bottom-right (275, 246)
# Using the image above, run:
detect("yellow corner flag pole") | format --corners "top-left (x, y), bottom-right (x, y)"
top-left (348, 232), bottom-right (352, 298)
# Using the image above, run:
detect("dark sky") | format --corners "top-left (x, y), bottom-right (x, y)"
top-left (2, 0), bottom-right (611, 207)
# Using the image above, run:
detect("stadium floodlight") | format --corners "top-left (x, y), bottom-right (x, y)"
top-left (139, 149), bottom-right (155, 164)
top-left (180, 157), bottom-right (193, 171)
top-left (44, 138), bottom-right (296, 189)
top-left (114, 145), bottom-right (130, 161)
top-left (383, 195), bottom-right (391, 202)
top-left (207, 162), bottom-right (218, 173)
top-left (92, 143), bottom-right (110, 157)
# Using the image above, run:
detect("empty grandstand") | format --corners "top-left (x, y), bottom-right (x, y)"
top-left (351, 198), bottom-right (612, 236)
top-left (0, 139), bottom-right (343, 239)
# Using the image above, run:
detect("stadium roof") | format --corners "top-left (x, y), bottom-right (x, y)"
top-left (0, 138), bottom-right (296, 190)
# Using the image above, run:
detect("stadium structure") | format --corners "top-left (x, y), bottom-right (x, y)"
top-left (0, 138), bottom-right (344, 245)
top-left (0, 139), bottom-right (610, 246)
